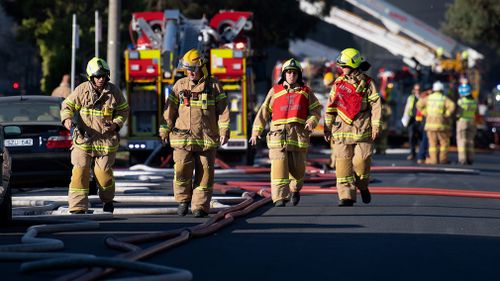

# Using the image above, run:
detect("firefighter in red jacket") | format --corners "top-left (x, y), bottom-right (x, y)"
top-left (250, 58), bottom-right (322, 207)
top-left (324, 48), bottom-right (382, 206)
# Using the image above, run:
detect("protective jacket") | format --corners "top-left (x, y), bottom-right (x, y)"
top-left (457, 97), bottom-right (477, 122)
top-left (417, 92), bottom-right (455, 131)
top-left (61, 81), bottom-right (129, 156)
top-left (324, 71), bottom-right (381, 144)
top-left (252, 82), bottom-right (322, 151)
top-left (161, 76), bottom-right (229, 151)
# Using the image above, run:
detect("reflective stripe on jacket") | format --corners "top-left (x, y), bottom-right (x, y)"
top-left (324, 71), bottom-right (381, 144)
top-left (252, 82), bottom-right (322, 151)
top-left (60, 81), bottom-right (129, 155)
top-left (417, 91), bottom-right (455, 131)
top-left (161, 76), bottom-right (230, 151)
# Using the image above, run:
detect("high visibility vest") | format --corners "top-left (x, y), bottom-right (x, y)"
top-left (458, 97), bottom-right (477, 121)
top-left (330, 77), bottom-right (371, 124)
top-left (271, 84), bottom-right (310, 125)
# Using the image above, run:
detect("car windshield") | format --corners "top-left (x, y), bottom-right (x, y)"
top-left (0, 101), bottom-right (61, 122)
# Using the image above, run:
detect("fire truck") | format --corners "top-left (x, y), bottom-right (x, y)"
top-left (124, 10), bottom-right (254, 164)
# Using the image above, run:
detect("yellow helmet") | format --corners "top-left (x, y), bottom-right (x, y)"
top-left (281, 58), bottom-right (302, 74)
top-left (336, 48), bottom-right (363, 69)
top-left (323, 72), bottom-right (335, 87)
top-left (86, 57), bottom-right (110, 80)
top-left (178, 49), bottom-right (206, 72)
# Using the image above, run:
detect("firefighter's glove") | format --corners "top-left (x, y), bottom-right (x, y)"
top-left (63, 119), bottom-right (73, 131)
top-left (304, 123), bottom-right (313, 133)
top-left (103, 123), bottom-right (118, 134)
top-left (249, 135), bottom-right (261, 146)
top-left (324, 131), bottom-right (331, 143)
top-left (159, 128), bottom-right (169, 145)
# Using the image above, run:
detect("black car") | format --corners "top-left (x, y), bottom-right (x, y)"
top-left (0, 96), bottom-right (72, 188)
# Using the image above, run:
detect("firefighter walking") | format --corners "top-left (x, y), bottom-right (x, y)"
top-left (160, 49), bottom-right (230, 218)
top-left (250, 58), bottom-right (322, 207)
top-left (417, 81), bottom-right (455, 164)
top-left (61, 57), bottom-right (129, 214)
top-left (324, 48), bottom-right (381, 207)
top-left (456, 84), bottom-right (477, 165)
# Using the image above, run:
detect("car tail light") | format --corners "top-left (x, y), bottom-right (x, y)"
top-left (46, 129), bottom-right (72, 149)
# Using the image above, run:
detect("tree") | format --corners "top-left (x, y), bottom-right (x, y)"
top-left (442, 0), bottom-right (500, 52)
top-left (3, 0), bottom-right (144, 93)
top-left (442, 0), bottom-right (500, 90)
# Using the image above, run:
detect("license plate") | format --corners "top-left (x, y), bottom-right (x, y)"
top-left (4, 138), bottom-right (34, 147)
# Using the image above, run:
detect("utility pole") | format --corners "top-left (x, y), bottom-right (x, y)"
top-left (95, 10), bottom-right (101, 57)
top-left (107, 0), bottom-right (121, 84)
top-left (71, 14), bottom-right (79, 90)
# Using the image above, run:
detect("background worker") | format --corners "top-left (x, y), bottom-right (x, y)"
top-left (159, 49), bottom-right (230, 218)
top-left (323, 71), bottom-right (336, 169)
top-left (417, 81), bottom-right (455, 164)
top-left (51, 74), bottom-right (71, 98)
top-left (250, 58), bottom-right (322, 207)
top-left (402, 83), bottom-right (425, 161)
top-left (61, 57), bottom-right (129, 214)
top-left (456, 83), bottom-right (478, 165)
top-left (324, 48), bottom-right (381, 207)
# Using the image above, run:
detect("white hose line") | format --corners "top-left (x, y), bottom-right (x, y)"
top-left (0, 252), bottom-right (95, 261)
top-left (13, 212), bottom-right (113, 221)
top-left (0, 222), bottom-right (99, 252)
top-left (13, 196), bottom-right (245, 206)
top-left (20, 256), bottom-right (193, 281)
top-left (129, 164), bottom-right (248, 175)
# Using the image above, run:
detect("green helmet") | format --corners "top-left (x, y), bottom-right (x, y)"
top-left (336, 48), bottom-right (363, 69)
top-left (86, 57), bottom-right (110, 80)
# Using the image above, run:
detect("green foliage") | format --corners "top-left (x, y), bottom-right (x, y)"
top-left (443, 0), bottom-right (500, 52)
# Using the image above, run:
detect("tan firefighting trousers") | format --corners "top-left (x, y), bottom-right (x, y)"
top-left (333, 142), bottom-right (372, 201)
top-left (426, 130), bottom-right (451, 164)
top-left (329, 142), bottom-right (336, 169)
top-left (456, 121), bottom-right (476, 164)
top-left (269, 149), bottom-right (306, 203)
top-left (173, 148), bottom-right (216, 213)
top-left (68, 147), bottom-right (116, 212)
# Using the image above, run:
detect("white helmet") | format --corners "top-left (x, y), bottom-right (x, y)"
top-left (432, 81), bottom-right (444, 92)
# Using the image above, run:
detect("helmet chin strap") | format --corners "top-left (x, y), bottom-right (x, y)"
top-left (90, 77), bottom-right (107, 92)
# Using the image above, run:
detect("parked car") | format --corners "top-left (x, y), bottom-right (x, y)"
top-left (0, 96), bottom-right (72, 188)
top-left (0, 125), bottom-right (12, 225)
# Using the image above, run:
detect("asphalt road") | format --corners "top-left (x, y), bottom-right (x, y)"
top-left (1, 150), bottom-right (500, 281)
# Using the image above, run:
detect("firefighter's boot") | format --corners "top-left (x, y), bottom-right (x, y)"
top-left (360, 189), bottom-right (371, 204)
top-left (338, 199), bottom-right (355, 207)
top-left (291, 192), bottom-right (300, 206)
top-left (177, 202), bottom-right (189, 216)
top-left (103, 201), bottom-right (114, 213)
top-left (274, 200), bottom-right (286, 207)
top-left (193, 209), bottom-right (208, 218)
